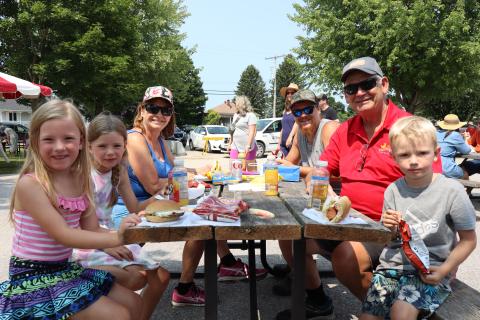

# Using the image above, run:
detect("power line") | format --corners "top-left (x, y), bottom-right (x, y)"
top-left (204, 89), bottom-right (235, 92)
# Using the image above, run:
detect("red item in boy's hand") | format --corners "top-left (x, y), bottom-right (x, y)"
top-left (399, 220), bottom-right (431, 274)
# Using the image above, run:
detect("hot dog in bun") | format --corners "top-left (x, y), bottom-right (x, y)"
top-left (322, 196), bottom-right (351, 223)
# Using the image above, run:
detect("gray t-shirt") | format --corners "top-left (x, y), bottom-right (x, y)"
top-left (232, 112), bottom-right (257, 152)
top-left (297, 119), bottom-right (330, 167)
top-left (378, 174), bottom-right (476, 273)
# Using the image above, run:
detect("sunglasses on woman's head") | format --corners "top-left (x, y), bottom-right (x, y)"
top-left (145, 103), bottom-right (173, 116)
top-left (343, 77), bottom-right (380, 96)
top-left (292, 105), bottom-right (315, 117)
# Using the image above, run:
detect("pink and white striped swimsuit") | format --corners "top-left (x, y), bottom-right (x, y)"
top-left (12, 186), bottom-right (88, 261)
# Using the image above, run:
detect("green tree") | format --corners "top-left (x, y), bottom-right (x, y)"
top-left (421, 90), bottom-right (480, 122)
top-left (266, 54), bottom-right (306, 118)
top-left (159, 45), bottom-right (207, 126)
top-left (292, 0), bottom-right (480, 114)
top-left (235, 65), bottom-right (268, 117)
top-left (204, 110), bottom-right (221, 125)
top-left (0, 0), bottom-right (206, 120)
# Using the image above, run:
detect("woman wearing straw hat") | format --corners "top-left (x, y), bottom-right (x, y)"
top-left (436, 114), bottom-right (471, 179)
top-left (276, 83), bottom-right (299, 157)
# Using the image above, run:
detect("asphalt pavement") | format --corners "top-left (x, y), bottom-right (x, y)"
top-left (1, 151), bottom-right (479, 320)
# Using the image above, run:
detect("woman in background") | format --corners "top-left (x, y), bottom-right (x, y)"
top-left (276, 83), bottom-right (299, 157)
top-left (436, 114), bottom-right (471, 179)
top-left (229, 96), bottom-right (258, 171)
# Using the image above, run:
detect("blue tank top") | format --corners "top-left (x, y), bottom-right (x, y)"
top-left (118, 129), bottom-right (173, 203)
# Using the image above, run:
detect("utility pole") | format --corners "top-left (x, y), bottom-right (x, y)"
top-left (266, 54), bottom-right (285, 117)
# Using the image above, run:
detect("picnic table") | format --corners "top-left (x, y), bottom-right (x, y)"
top-left (122, 180), bottom-right (392, 320)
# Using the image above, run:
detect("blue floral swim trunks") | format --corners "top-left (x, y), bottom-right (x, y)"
top-left (362, 269), bottom-right (451, 318)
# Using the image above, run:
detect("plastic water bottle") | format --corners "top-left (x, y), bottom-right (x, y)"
top-left (169, 158), bottom-right (189, 206)
top-left (308, 160), bottom-right (329, 209)
top-left (264, 155), bottom-right (279, 196)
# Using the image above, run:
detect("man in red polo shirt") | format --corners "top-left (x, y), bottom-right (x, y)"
top-left (276, 57), bottom-right (441, 320)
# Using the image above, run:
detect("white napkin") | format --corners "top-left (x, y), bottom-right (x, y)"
top-left (188, 184), bottom-right (205, 199)
top-left (228, 182), bottom-right (266, 192)
top-left (302, 208), bottom-right (368, 225)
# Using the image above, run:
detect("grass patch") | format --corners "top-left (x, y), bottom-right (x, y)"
top-left (0, 156), bottom-right (25, 175)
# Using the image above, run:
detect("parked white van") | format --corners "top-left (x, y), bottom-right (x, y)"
top-left (254, 117), bottom-right (282, 158)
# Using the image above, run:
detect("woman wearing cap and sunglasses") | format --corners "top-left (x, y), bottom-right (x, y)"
top-left (112, 86), bottom-right (206, 307)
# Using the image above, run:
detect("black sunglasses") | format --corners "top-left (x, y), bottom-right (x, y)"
top-left (292, 105), bottom-right (315, 117)
top-left (145, 103), bottom-right (173, 116)
top-left (343, 77), bottom-right (380, 96)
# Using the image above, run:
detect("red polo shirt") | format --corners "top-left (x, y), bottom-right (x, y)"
top-left (320, 100), bottom-right (442, 221)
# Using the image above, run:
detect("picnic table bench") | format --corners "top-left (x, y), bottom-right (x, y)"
top-left (456, 153), bottom-right (480, 198)
top-left (432, 279), bottom-right (480, 320)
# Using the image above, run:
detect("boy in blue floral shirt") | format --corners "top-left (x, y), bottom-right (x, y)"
top-left (360, 116), bottom-right (477, 319)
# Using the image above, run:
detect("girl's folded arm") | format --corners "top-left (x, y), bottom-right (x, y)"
top-left (16, 176), bottom-right (122, 249)
top-left (118, 167), bottom-right (155, 213)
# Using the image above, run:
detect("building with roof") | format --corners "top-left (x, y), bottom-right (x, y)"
top-left (0, 100), bottom-right (32, 125)
top-left (209, 101), bottom-right (236, 126)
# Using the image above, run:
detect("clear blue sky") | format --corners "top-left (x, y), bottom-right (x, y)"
top-left (180, 0), bottom-right (303, 110)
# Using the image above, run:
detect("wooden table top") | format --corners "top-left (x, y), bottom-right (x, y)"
top-left (122, 216), bottom-right (213, 244)
top-left (279, 181), bottom-right (393, 243)
top-left (214, 189), bottom-right (302, 241)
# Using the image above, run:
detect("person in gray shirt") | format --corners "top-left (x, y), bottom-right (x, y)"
top-left (360, 116), bottom-right (477, 319)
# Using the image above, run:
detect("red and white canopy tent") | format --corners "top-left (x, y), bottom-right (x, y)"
top-left (0, 71), bottom-right (53, 99)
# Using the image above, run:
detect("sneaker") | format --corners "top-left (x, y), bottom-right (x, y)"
top-left (171, 284), bottom-right (205, 307)
top-left (272, 275), bottom-right (292, 296)
top-left (275, 295), bottom-right (334, 320)
top-left (218, 258), bottom-right (268, 281)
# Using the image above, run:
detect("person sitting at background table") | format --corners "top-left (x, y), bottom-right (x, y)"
top-left (0, 125), bottom-right (9, 162)
top-left (464, 121), bottom-right (480, 175)
top-left (436, 114), bottom-right (472, 179)
top-left (276, 83), bottom-right (299, 157)
top-left (228, 96), bottom-right (258, 171)
top-left (275, 56), bottom-right (442, 320)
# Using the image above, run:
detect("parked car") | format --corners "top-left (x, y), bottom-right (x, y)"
top-left (254, 117), bottom-right (282, 158)
top-left (0, 122), bottom-right (29, 142)
top-left (167, 126), bottom-right (187, 147)
top-left (218, 118), bottom-right (282, 158)
top-left (179, 124), bottom-right (195, 134)
top-left (188, 125), bottom-right (230, 152)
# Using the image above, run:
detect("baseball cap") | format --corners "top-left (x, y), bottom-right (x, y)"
top-left (341, 57), bottom-right (384, 82)
top-left (291, 89), bottom-right (317, 107)
top-left (143, 86), bottom-right (174, 106)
